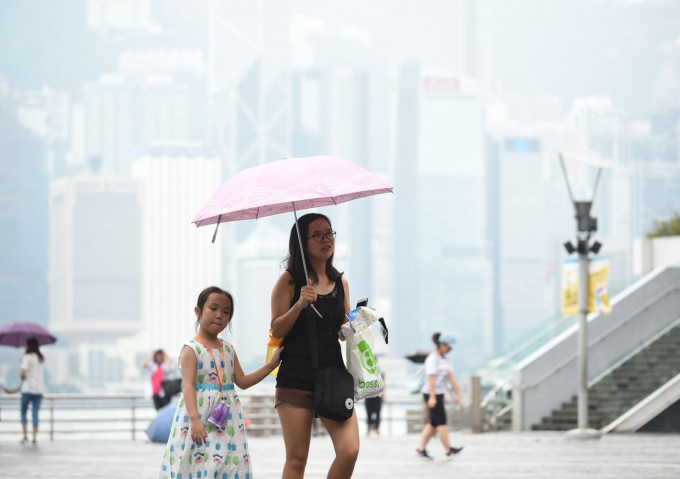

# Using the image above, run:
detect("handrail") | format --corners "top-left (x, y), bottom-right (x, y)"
top-left (479, 314), bottom-right (574, 377)
top-left (588, 316), bottom-right (680, 387)
top-left (521, 284), bottom-right (680, 390)
top-left (0, 392), bottom-right (443, 440)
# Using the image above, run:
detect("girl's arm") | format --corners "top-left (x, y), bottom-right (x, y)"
top-left (179, 346), bottom-right (207, 445)
top-left (271, 272), bottom-right (316, 338)
top-left (448, 371), bottom-right (461, 403)
top-left (233, 348), bottom-right (283, 390)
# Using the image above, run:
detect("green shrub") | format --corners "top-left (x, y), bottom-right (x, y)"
top-left (647, 212), bottom-right (680, 238)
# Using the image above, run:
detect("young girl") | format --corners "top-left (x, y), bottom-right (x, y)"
top-left (160, 286), bottom-right (282, 479)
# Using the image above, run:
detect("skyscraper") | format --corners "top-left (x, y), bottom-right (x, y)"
top-left (131, 145), bottom-right (222, 354)
top-left (0, 83), bottom-right (49, 336)
top-left (395, 64), bottom-right (491, 372)
top-left (49, 175), bottom-right (141, 343)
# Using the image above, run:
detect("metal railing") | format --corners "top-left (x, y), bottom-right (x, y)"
top-left (0, 392), bottom-right (437, 441)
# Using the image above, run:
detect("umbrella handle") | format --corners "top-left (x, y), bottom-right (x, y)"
top-left (293, 203), bottom-right (322, 318)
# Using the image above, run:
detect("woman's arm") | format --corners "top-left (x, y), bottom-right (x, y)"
top-left (448, 371), bottom-right (461, 403)
top-left (341, 275), bottom-right (351, 314)
top-left (427, 375), bottom-right (437, 408)
top-left (338, 276), bottom-right (352, 340)
top-left (233, 348), bottom-right (283, 390)
top-left (270, 272), bottom-right (316, 338)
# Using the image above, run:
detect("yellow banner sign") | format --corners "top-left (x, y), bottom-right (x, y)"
top-left (562, 257), bottom-right (611, 316)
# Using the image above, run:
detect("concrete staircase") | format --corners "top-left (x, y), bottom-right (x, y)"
top-left (533, 323), bottom-right (680, 430)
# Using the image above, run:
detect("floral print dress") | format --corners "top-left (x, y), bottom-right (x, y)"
top-left (159, 339), bottom-right (252, 479)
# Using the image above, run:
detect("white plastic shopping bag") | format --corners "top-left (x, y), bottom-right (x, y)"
top-left (341, 307), bottom-right (386, 401)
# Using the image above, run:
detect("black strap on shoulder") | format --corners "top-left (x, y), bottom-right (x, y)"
top-left (307, 307), bottom-right (320, 374)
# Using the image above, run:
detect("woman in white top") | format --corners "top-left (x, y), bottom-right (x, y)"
top-left (20, 337), bottom-right (45, 445)
top-left (415, 332), bottom-right (463, 460)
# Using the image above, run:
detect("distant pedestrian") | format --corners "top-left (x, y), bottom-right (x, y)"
top-left (19, 337), bottom-right (45, 445)
top-left (365, 364), bottom-right (386, 437)
top-left (415, 332), bottom-right (463, 460)
top-left (142, 349), bottom-right (173, 410)
top-left (159, 286), bottom-right (282, 479)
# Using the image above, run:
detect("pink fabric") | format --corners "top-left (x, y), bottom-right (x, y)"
top-left (192, 156), bottom-right (393, 227)
top-left (151, 365), bottom-right (164, 396)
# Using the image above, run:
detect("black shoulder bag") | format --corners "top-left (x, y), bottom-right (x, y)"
top-left (307, 310), bottom-right (355, 422)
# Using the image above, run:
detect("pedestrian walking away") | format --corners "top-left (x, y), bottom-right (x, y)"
top-left (18, 337), bottom-right (46, 445)
top-left (159, 286), bottom-right (282, 479)
top-left (415, 332), bottom-right (464, 461)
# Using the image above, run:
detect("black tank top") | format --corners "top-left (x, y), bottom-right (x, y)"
top-left (275, 276), bottom-right (346, 391)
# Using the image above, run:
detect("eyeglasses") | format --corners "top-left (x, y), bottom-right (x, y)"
top-left (307, 231), bottom-right (337, 242)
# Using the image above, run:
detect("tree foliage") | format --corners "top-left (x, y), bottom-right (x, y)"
top-left (647, 212), bottom-right (680, 238)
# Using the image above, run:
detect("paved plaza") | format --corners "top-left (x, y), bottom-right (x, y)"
top-left (1, 431), bottom-right (679, 478)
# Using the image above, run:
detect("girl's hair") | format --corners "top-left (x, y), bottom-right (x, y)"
top-left (432, 332), bottom-right (442, 347)
top-left (195, 286), bottom-right (235, 332)
top-left (26, 337), bottom-right (44, 363)
top-left (283, 213), bottom-right (342, 285)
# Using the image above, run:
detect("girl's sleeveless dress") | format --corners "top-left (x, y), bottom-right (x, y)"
top-left (159, 338), bottom-right (252, 479)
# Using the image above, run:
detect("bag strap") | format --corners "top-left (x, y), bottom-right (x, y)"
top-left (306, 308), bottom-right (321, 374)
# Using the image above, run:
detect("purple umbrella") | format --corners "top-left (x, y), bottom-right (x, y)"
top-left (0, 322), bottom-right (57, 347)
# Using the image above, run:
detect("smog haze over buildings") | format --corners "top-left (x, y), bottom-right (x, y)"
top-left (1, 0), bottom-right (679, 393)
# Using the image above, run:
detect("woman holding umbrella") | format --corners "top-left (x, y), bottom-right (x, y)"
top-left (19, 337), bottom-right (45, 445)
top-left (271, 213), bottom-right (359, 479)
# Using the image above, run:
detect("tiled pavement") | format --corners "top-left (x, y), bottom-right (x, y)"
top-left (1, 430), bottom-right (679, 478)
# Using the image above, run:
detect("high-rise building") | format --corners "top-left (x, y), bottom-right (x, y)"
top-left (0, 83), bottom-right (49, 343)
top-left (49, 175), bottom-right (141, 343)
top-left (131, 145), bottom-right (222, 355)
top-left (487, 136), bottom-right (553, 353)
top-left (84, 73), bottom-right (200, 175)
top-left (395, 64), bottom-right (491, 372)
top-left (291, 67), bottom-right (375, 302)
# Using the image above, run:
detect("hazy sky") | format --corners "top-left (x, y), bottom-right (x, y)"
top-left (2, 0), bottom-right (679, 120)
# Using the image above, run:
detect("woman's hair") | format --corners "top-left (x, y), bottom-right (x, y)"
top-left (26, 337), bottom-right (44, 363)
top-left (283, 213), bottom-right (342, 285)
top-left (432, 332), bottom-right (442, 347)
top-left (153, 349), bottom-right (165, 364)
top-left (195, 286), bottom-right (235, 332)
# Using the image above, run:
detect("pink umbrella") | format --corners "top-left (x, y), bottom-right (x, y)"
top-left (192, 156), bottom-right (393, 309)
top-left (193, 155), bottom-right (393, 227)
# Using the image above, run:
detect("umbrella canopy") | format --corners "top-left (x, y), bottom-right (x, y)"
top-left (0, 322), bottom-right (57, 348)
top-left (192, 155), bottom-right (393, 228)
top-left (193, 156), bottom-right (393, 300)
top-left (146, 402), bottom-right (177, 443)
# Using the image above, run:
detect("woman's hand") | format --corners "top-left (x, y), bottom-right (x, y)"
top-left (427, 395), bottom-right (437, 409)
top-left (190, 417), bottom-right (208, 445)
top-left (297, 279), bottom-right (317, 308)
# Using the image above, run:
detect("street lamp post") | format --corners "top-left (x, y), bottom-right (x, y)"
top-left (560, 154), bottom-right (603, 440)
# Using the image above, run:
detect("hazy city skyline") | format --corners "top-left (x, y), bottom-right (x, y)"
top-left (1, 0), bottom-right (679, 393)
